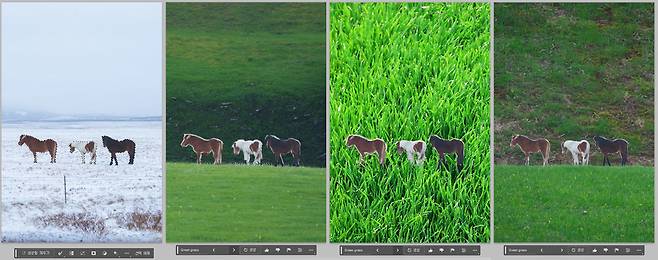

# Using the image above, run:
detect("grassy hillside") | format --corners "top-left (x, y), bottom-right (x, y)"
top-left (495, 165), bottom-right (654, 242)
top-left (494, 4), bottom-right (654, 165)
top-left (166, 3), bottom-right (326, 166)
top-left (330, 3), bottom-right (490, 243)
top-left (166, 163), bottom-right (325, 242)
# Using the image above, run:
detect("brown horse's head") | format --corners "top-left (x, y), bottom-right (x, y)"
top-left (232, 141), bottom-right (240, 155)
top-left (18, 134), bottom-right (26, 146)
top-left (180, 134), bottom-right (191, 148)
top-left (510, 134), bottom-right (520, 147)
top-left (69, 143), bottom-right (75, 153)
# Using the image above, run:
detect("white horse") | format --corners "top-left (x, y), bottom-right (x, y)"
top-left (69, 141), bottom-right (97, 164)
top-left (232, 139), bottom-right (263, 165)
top-left (561, 140), bottom-right (590, 165)
top-left (396, 140), bottom-right (426, 165)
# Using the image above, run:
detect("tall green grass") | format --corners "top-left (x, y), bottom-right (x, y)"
top-left (330, 3), bottom-right (490, 243)
top-left (494, 3), bottom-right (654, 165)
top-left (495, 165), bottom-right (654, 242)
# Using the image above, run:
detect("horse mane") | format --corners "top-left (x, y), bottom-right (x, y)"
top-left (183, 133), bottom-right (208, 141)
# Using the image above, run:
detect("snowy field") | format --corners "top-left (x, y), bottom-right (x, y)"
top-left (2, 121), bottom-right (162, 243)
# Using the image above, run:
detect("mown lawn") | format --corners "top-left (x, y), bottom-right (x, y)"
top-left (330, 3), bottom-right (490, 243)
top-left (495, 165), bottom-right (654, 242)
top-left (166, 163), bottom-right (325, 242)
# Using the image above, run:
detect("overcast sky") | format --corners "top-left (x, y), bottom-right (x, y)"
top-left (1, 2), bottom-right (162, 117)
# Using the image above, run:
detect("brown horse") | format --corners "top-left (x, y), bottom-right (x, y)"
top-left (180, 133), bottom-right (223, 164)
top-left (18, 134), bottom-right (57, 163)
top-left (102, 136), bottom-right (136, 165)
top-left (264, 135), bottom-right (301, 166)
top-left (429, 135), bottom-right (464, 171)
top-left (346, 134), bottom-right (386, 166)
top-left (510, 134), bottom-right (550, 166)
top-left (593, 135), bottom-right (629, 166)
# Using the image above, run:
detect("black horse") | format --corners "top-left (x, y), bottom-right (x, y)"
top-left (429, 135), bottom-right (464, 171)
top-left (101, 135), bottom-right (136, 165)
top-left (593, 136), bottom-right (629, 166)
top-left (264, 135), bottom-right (301, 166)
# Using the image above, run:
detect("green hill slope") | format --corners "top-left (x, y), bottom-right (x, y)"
top-left (494, 4), bottom-right (654, 165)
top-left (166, 3), bottom-right (326, 166)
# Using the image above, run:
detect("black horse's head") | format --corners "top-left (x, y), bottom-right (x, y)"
top-left (102, 136), bottom-right (110, 147)
top-left (264, 135), bottom-right (278, 147)
top-left (593, 135), bottom-right (605, 145)
top-left (429, 135), bottom-right (440, 147)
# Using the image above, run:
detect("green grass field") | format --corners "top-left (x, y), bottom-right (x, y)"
top-left (330, 3), bottom-right (490, 243)
top-left (166, 163), bottom-right (325, 242)
top-left (494, 3), bottom-right (654, 165)
top-left (166, 3), bottom-right (325, 166)
top-left (495, 165), bottom-right (654, 242)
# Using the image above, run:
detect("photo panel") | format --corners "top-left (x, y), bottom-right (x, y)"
top-left (165, 2), bottom-right (326, 242)
top-left (494, 3), bottom-right (654, 242)
top-left (1, 2), bottom-right (163, 243)
top-left (330, 2), bottom-right (490, 243)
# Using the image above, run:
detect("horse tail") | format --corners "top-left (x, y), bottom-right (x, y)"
top-left (294, 139), bottom-right (302, 166)
top-left (256, 141), bottom-right (263, 161)
top-left (544, 140), bottom-right (550, 165)
top-left (378, 141), bottom-right (387, 166)
top-left (457, 142), bottom-right (465, 170)
top-left (128, 140), bottom-right (136, 164)
top-left (52, 140), bottom-right (58, 163)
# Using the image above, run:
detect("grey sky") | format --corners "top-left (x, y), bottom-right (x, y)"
top-left (1, 2), bottom-right (162, 117)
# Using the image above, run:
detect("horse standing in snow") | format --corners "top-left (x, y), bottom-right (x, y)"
top-left (561, 140), bottom-right (589, 165)
top-left (345, 134), bottom-right (387, 166)
top-left (232, 139), bottom-right (263, 165)
top-left (18, 134), bottom-right (57, 163)
top-left (102, 135), bottom-right (136, 165)
top-left (396, 140), bottom-right (426, 165)
top-left (69, 141), bottom-right (97, 164)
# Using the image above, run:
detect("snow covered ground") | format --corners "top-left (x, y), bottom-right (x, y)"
top-left (2, 121), bottom-right (162, 243)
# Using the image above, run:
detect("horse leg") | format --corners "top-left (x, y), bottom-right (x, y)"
top-left (91, 152), bottom-right (97, 164)
top-left (279, 154), bottom-right (285, 166)
top-left (81, 152), bottom-right (86, 164)
top-left (244, 153), bottom-right (251, 165)
top-left (571, 152), bottom-right (578, 165)
top-left (523, 152), bottom-right (529, 166)
top-left (113, 153), bottom-right (119, 166)
top-left (33, 152), bottom-right (37, 163)
top-left (196, 152), bottom-right (202, 164)
top-left (437, 153), bottom-right (445, 170)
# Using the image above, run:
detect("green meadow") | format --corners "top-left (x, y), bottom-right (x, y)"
top-left (166, 3), bottom-right (326, 166)
top-left (165, 3), bottom-right (326, 242)
top-left (495, 165), bottom-right (654, 242)
top-left (166, 163), bottom-right (325, 242)
top-left (330, 3), bottom-right (490, 243)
